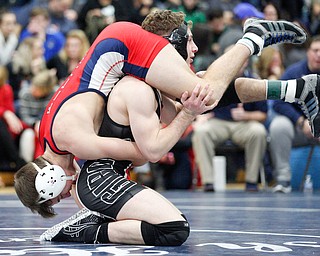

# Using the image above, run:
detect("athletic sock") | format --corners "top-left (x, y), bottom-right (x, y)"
top-left (266, 79), bottom-right (301, 103)
top-left (266, 80), bottom-right (288, 100)
top-left (236, 33), bottom-right (264, 56)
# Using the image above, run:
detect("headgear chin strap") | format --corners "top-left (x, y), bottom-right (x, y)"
top-left (163, 21), bottom-right (189, 60)
top-left (33, 162), bottom-right (76, 204)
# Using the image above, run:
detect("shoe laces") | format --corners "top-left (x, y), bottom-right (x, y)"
top-left (264, 32), bottom-right (295, 46)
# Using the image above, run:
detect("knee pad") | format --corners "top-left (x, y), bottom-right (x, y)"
top-left (141, 219), bottom-right (190, 246)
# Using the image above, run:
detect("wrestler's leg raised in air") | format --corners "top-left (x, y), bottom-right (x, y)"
top-left (146, 18), bottom-right (307, 105)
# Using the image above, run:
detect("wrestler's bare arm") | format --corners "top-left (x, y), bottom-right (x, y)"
top-left (118, 77), bottom-right (215, 162)
top-left (52, 95), bottom-right (146, 163)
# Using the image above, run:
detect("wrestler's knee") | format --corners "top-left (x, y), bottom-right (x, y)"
top-left (141, 219), bottom-right (190, 246)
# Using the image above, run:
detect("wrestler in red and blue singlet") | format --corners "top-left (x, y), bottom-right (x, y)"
top-left (39, 22), bottom-right (169, 154)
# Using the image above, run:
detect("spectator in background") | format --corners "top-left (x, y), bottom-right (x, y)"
top-left (9, 0), bottom-right (47, 30)
top-left (113, 0), bottom-right (156, 25)
top-left (268, 35), bottom-right (320, 193)
top-left (192, 7), bottom-right (226, 72)
top-left (217, 2), bottom-right (264, 57)
top-left (192, 49), bottom-right (268, 192)
top-left (206, 7), bottom-right (226, 59)
top-left (77, 0), bottom-right (116, 43)
top-left (255, 47), bottom-right (285, 81)
top-left (306, 0), bottom-right (320, 36)
top-left (0, 10), bottom-right (19, 66)
top-left (47, 0), bottom-right (79, 36)
top-left (253, 46), bottom-right (286, 183)
top-left (7, 37), bottom-right (46, 101)
top-left (47, 29), bottom-right (90, 84)
top-left (0, 66), bottom-right (27, 173)
top-left (262, 2), bottom-right (281, 21)
top-left (18, 69), bottom-right (57, 162)
top-left (171, 0), bottom-right (207, 28)
top-left (19, 7), bottom-right (65, 62)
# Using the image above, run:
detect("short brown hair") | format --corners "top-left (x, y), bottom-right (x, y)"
top-left (142, 10), bottom-right (186, 36)
top-left (14, 157), bottom-right (56, 218)
top-left (29, 7), bottom-right (49, 20)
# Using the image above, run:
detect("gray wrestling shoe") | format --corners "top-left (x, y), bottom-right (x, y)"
top-left (40, 208), bottom-right (109, 243)
top-left (296, 74), bottom-right (320, 138)
top-left (243, 18), bottom-right (307, 55)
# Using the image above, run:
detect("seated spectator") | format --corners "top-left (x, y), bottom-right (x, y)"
top-left (19, 7), bottom-right (65, 61)
top-left (268, 35), bottom-right (320, 193)
top-left (192, 57), bottom-right (268, 192)
top-left (47, 29), bottom-right (90, 84)
top-left (47, 0), bottom-right (78, 36)
top-left (7, 36), bottom-right (46, 101)
top-left (18, 69), bottom-right (58, 162)
top-left (192, 100), bottom-right (268, 192)
top-left (254, 47), bottom-right (285, 81)
top-left (0, 66), bottom-right (27, 172)
top-left (0, 9), bottom-right (19, 66)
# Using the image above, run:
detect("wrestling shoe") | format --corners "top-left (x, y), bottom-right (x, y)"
top-left (40, 208), bottom-right (109, 243)
top-left (296, 74), bottom-right (320, 138)
top-left (241, 18), bottom-right (307, 55)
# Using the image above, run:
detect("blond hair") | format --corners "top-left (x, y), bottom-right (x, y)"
top-left (255, 47), bottom-right (284, 79)
top-left (11, 37), bottom-right (46, 75)
top-left (59, 29), bottom-right (90, 64)
top-left (31, 69), bottom-right (57, 95)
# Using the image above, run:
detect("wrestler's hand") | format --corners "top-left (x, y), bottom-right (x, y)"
top-left (180, 83), bottom-right (218, 116)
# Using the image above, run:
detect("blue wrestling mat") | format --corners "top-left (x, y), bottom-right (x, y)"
top-left (0, 189), bottom-right (320, 255)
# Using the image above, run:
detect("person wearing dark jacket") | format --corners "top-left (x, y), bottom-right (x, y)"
top-left (268, 35), bottom-right (320, 193)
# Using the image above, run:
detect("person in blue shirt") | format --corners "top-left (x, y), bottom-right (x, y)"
top-left (19, 7), bottom-right (65, 62)
top-left (269, 35), bottom-right (320, 193)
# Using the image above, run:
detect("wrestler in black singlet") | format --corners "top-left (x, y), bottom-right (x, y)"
top-left (77, 88), bottom-right (162, 220)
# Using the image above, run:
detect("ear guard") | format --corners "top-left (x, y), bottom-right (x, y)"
top-left (164, 21), bottom-right (189, 60)
top-left (33, 163), bottom-right (74, 204)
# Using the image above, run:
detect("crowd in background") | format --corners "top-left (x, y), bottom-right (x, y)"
top-left (0, 0), bottom-right (319, 191)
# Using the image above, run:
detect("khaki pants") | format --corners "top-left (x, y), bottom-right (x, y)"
top-left (192, 118), bottom-right (267, 184)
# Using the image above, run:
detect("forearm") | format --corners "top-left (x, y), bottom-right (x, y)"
top-left (71, 137), bottom-right (145, 162)
top-left (143, 108), bottom-right (195, 162)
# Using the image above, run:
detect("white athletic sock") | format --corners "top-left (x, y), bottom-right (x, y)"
top-left (236, 33), bottom-right (264, 56)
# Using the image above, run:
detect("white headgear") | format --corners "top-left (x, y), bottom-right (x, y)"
top-left (33, 162), bottom-right (75, 204)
